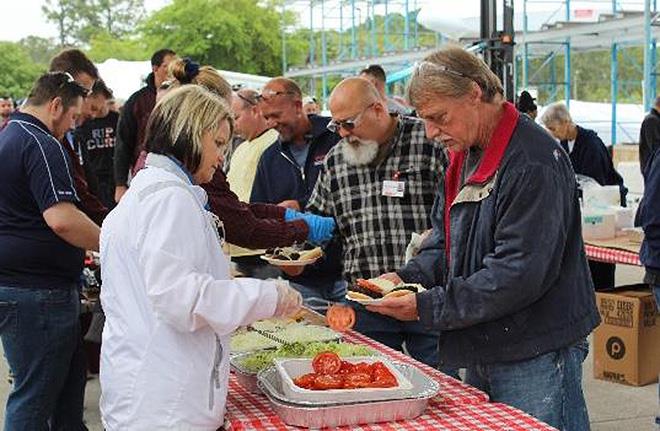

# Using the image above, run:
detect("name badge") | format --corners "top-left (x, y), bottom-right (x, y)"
top-left (382, 180), bottom-right (405, 198)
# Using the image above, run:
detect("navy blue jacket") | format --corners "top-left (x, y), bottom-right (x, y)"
top-left (250, 115), bottom-right (340, 209)
top-left (562, 126), bottom-right (627, 206)
top-left (640, 147), bottom-right (660, 283)
top-left (399, 105), bottom-right (600, 367)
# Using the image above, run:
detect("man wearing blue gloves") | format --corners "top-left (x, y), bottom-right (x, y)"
top-left (252, 77), bottom-right (343, 301)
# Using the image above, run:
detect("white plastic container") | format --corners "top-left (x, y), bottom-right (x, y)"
top-left (274, 357), bottom-right (414, 404)
top-left (582, 208), bottom-right (616, 240)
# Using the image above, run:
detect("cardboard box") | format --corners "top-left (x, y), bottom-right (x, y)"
top-left (593, 286), bottom-right (660, 386)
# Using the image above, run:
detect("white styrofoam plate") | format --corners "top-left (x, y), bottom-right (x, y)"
top-left (274, 357), bottom-right (414, 404)
top-left (260, 255), bottom-right (319, 267)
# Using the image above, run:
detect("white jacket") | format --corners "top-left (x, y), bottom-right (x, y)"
top-left (99, 154), bottom-right (278, 430)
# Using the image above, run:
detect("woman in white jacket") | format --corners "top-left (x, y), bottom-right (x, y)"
top-left (99, 85), bottom-right (302, 430)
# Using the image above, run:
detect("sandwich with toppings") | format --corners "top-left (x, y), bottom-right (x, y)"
top-left (346, 278), bottom-right (425, 302)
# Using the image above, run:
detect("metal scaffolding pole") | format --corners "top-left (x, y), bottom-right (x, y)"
top-left (523, 0), bottom-right (529, 89)
top-left (309, 1), bottom-right (316, 100)
top-left (371, 0), bottom-right (377, 57)
top-left (644, 0), bottom-right (652, 111)
top-left (321, 0), bottom-right (328, 106)
top-left (611, 43), bottom-right (618, 145)
top-left (351, 0), bottom-right (357, 59)
top-left (565, 0), bottom-right (571, 107)
top-left (281, 2), bottom-right (287, 74)
top-left (404, 0), bottom-right (410, 51)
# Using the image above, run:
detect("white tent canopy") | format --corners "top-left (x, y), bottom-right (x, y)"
top-left (96, 59), bottom-right (271, 102)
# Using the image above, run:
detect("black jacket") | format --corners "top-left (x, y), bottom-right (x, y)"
top-left (640, 147), bottom-right (660, 284)
top-left (562, 125), bottom-right (627, 206)
top-left (639, 108), bottom-right (660, 174)
top-left (114, 73), bottom-right (157, 186)
top-left (402, 105), bottom-right (600, 367)
top-left (250, 115), bottom-right (340, 209)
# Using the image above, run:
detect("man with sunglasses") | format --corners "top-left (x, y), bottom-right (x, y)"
top-left (306, 77), bottom-right (447, 367)
top-left (251, 77), bottom-right (342, 301)
top-left (0, 72), bottom-right (100, 429)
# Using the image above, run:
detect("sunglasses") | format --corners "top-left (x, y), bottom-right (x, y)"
top-left (413, 61), bottom-right (471, 80)
top-left (57, 72), bottom-right (91, 97)
top-left (237, 92), bottom-right (257, 106)
top-left (326, 102), bottom-right (376, 134)
top-left (256, 89), bottom-right (296, 102)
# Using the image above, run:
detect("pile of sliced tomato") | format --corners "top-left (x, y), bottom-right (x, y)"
top-left (292, 352), bottom-right (398, 390)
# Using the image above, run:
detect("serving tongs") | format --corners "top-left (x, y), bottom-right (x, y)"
top-left (246, 324), bottom-right (292, 347)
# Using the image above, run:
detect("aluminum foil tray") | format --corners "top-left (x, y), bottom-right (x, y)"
top-left (257, 362), bottom-right (439, 428)
top-left (258, 361), bottom-right (439, 407)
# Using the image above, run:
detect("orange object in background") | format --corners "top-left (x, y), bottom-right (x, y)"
top-left (326, 304), bottom-right (356, 332)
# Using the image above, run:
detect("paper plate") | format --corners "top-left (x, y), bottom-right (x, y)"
top-left (344, 293), bottom-right (384, 305)
top-left (260, 255), bottom-right (319, 267)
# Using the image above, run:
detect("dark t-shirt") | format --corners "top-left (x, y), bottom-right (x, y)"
top-left (0, 112), bottom-right (84, 288)
top-left (75, 111), bottom-right (119, 209)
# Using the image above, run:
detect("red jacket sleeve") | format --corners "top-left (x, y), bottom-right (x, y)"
top-left (201, 170), bottom-right (308, 248)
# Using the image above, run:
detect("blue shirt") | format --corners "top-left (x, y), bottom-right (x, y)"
top-left (0, 112), bottom-right (84, 289)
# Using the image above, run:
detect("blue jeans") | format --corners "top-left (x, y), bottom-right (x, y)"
top-left (290, 279), bottom-right (346, 304)
top-left (352, 303), bottom-right (440, 369)
top-left (0, 285), bottom-right (87, 431)
top-left (465, 339), bottom-right (590, 431)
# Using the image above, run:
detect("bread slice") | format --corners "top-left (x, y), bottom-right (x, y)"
top-left (298, 247), bottom-right (323, 260)
top-left (346, 291), bottom-right (374, 301)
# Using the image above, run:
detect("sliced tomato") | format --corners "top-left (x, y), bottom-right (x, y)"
top-left (356, 278), bottom-right (384, 295)
top-left (337, 360), bottom-right (355, 374)
top-left (368, 376), bottom-right (398, 388)
top-left (313, 374), bottom-right (344, 390)
top-left (312, 351), bottom-right (342, 375)
top-left (352, 362), bottom-right (372, 374)
top-left (342, 372), bottom-right (372, 389)
top-left (370, 362), bottom-right (395, 381)
top-left (326, 305), bottom-right (356, 332)
top-left (293, 372), bottom-right (317, 389)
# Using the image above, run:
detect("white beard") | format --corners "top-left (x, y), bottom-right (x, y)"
top-left (342, 137), bottom-right (380, 166)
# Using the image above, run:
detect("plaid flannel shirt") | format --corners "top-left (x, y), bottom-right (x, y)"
top-left (307, 116), bottom-right (448, 284)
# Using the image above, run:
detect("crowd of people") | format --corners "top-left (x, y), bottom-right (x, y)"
top-left (0, 43), bottom-right (658, 431)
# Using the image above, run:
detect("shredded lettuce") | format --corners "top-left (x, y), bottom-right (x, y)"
top-left (235, 342), bottom-right (375, 374)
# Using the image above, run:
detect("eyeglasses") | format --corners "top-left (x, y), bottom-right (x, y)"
top-left (326, 102), bottom-right (376, 134)
top-left (256, 89), bottom-right (296, 102)
top-left (413, 61), bottom-right (471, 80)
top-left (159, 80), bottom-right (174, 91)
top-left (237, 92), bottom-right (257, 106)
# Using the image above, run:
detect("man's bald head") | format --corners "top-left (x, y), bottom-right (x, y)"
top-left (329, 77), bottom-right (382, 113)
top-left (261, 77), bottom-right (302, 101)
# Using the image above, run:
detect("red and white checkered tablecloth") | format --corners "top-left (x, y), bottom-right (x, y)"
top-left (584, 244), bottom-right (642, 266)
top-left (341, 331), bottom-right (488, 406)
top-left (225, 382), bottom-right (556, 431)
top-left (225, 330), bottom-right (556, 430)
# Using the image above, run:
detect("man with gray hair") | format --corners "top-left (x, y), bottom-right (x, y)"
top-left (540, 102), bottom-right (627, 290)
top-left (369, 46), bottom-right (599, 429)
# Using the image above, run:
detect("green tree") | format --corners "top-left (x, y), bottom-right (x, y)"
top-left (0, 42), bottom-right (45, 99)
top-left (87, 31), bottom-right (149, 62)
top-left (17, 36), bottom-right (61, 66)
top-left (42, 0), bottom-right (84, 47)
top-left (140, 0), bottom-right (289, 76)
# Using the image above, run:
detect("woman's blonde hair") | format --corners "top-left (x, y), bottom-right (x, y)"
top-left (144, 85), bottom-right (234, 174)
top-left (407, 45), bottom-right (503, 107)
top-left (168, 58), bottom-right (233, 104)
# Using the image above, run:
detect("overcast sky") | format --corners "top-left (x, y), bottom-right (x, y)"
top-left (0, 1), bottom-right (642, 43)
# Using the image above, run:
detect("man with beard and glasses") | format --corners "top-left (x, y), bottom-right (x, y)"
top-left (306, 78), bottom-right (448, 367)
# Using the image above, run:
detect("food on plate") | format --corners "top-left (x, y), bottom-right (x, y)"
top-left (326, 305), bottom-right (356, 332)
top-left (233, 341), bottom-right (374, 374)
top-left (346, 278), bottom-right (426, 302)
top-left (230, 322), bottom-right (340, 353)
top-left (292, 352), bottom-right (398, 390)
top-left (264, 243), bottom-right (323, 262)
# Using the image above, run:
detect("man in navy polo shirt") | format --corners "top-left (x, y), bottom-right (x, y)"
top-left (0, 72), bottom-right (100, 429)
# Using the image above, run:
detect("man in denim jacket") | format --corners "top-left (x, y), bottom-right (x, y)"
top-left (370, 47), bottom-right (600, 430)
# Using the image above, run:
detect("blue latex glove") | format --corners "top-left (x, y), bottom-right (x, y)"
top-left (284, 208), bottom-right (306, 221)
top-left (302, 214), bottom-right (336, 244)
